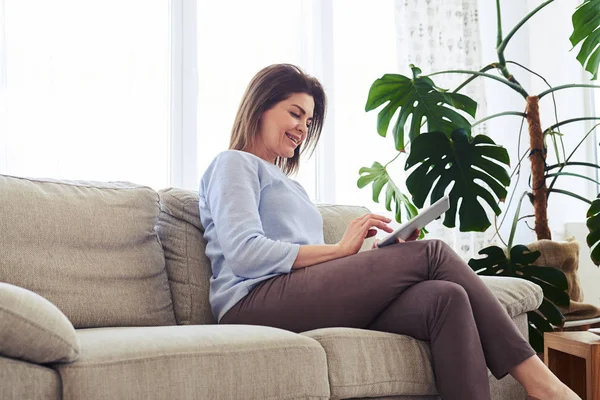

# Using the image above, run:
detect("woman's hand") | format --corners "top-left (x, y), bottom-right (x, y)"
top-left (371, 229), bottom-right (421, 250)
top-left (336, 213), bottom-right (393, 257)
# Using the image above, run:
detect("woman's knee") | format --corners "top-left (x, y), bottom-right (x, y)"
top-left (426, 238), bottom-right (452, 253)
top-left (424, 280), bottom-right (469, 304)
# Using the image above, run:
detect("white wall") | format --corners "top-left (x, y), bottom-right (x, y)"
top-left (478, 0), bottom-right (600, 305)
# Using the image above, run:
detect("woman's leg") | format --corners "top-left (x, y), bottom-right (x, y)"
top-left (222, 240), bottom-right (533, 377)
top-left (367, 280), bottom-right (491, 400)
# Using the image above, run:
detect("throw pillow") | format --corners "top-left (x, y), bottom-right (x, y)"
top-left (0, 282), bottom-right (80, 364)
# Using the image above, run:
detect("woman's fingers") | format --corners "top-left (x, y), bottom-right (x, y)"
top-left (407, 229), bottom-right (420, 241)
top-left (358, 213), bottom-right (391, 224)
top-left (366, 229), bottom-right (378, 238)
top-left (361, 218), bottom-right (393, 234)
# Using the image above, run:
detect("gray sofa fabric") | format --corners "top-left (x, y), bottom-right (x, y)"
top-left (0, 356), bottom-right (61, 400)
top-left (0, 175), bottom-right (176, 328)
top-left (56, 325), bottom-right (330, 400)
top-left (302, 328), bottom-right (436, 400)
top-left (157, 188), bottom-right (215, 325)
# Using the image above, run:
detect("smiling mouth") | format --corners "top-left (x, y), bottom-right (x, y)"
top-left (285, 133), bottom-right (300, 146)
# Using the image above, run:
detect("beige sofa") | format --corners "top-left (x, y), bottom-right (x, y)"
top-left (0, 175), bottom-right (543, 400)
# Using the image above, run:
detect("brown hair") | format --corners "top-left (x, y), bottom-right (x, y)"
top-left (229, 64), bottom-right (326, 176)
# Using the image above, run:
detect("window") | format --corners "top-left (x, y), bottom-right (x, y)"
top-left (1, 0), bottom-right (402, 205)
top-left (195, 0), bottom-right (321, 198)
top-left (0, 0), bottom-right (170, 189)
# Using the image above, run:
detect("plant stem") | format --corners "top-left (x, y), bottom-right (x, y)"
top-left (544, 117), bottom-right (600, 134)
top-left (496, 0), bottom-right (503, 48)
top-left (546, 172), bottom-right (600, 186)
top-left (546, 161), bottom-right (600, 171)
top-left (384, 152), bottom-right (402, 168)
top-left (473, 111), bottom-right (527, 127)
top-left (538, 84), bottom-right (600, 99)
top-left (547, 188), bottom-right (593, 205)
top-left (506, 60), bottom-right (564, 162)
top-left (427, 70), bottom-right (528, 98)
top-left (508, 191), bottom-right (529, 250)
top-left (453, 64), bottom-right (497, 93)
top-left (495, 2), bottom-right (554, 92)
top-left (497, 0), bottom-right (554, 56)
top-left (546, 123), bottom-right (600, 193)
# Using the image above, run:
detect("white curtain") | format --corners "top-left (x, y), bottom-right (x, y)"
top-left (394, 0), bottom-right (501, 259)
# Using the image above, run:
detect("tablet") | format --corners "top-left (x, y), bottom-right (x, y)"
top-left (377, 195), bottom-right (450, 247)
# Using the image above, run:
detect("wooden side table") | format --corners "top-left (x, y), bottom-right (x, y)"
top-left (544, 332), bottom-right (600, 400)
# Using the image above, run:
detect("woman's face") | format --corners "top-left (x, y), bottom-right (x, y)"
top-left (251, 92), bottom-right (314, 163)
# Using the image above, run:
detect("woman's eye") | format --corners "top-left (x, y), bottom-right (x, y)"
top-left (290, 112), bottom-right (300, 118)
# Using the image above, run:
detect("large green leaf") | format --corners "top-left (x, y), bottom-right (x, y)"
top-left (469, 244), bottom-right (570, 352)
top-left (357, 161), bottom-right (426, 238)
top-left (404, 129), bottom-right (510, 232)
top-left (586, 198), bottom-right (600, 265)
top-left (570, 0), bottom-right (600, 80)
top-left (365, 65), bottom-right (477, 151)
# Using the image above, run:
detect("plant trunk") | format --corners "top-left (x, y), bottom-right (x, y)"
top-left (526, 96), bottom-right (552, 240)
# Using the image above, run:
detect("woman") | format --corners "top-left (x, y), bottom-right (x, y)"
top-left (199, 64), bottom-right (579, 400)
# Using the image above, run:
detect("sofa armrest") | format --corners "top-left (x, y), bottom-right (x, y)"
top-left (0, 283), bottom-right (80, 364)
top-left (480, 276), bottom-right (543, 318)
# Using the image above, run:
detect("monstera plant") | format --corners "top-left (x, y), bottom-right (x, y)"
top-left (359, 0), bottom-right (600, 352)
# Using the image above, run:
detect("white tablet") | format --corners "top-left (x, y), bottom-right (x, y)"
top-left (377, 195), bottom-right (450, 247)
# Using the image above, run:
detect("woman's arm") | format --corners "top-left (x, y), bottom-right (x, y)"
top-left (292, 244), bottom-right (346, 269)
top-left (292, 213), bottom-right (394, 269)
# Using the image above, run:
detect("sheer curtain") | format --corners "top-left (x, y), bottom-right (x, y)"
top-left (394, 0), bottom-right (501, 259)
top-left (0, 0), bottom-right (171, 189)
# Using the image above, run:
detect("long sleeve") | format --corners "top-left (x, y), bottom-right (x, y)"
top-left (202, 151), bottom-right (300, 279)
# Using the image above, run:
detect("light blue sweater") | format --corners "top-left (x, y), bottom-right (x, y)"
top-left (199, 150), bottom-right (325, 321)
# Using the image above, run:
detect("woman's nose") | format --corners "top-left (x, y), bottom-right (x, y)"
top-left (297, 120), bottom-right (308, 134)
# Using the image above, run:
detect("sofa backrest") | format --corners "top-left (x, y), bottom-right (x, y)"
top-left (156, 188), bottom-right (371, 325)
top-left (0, 175), bottom-right (176, 328)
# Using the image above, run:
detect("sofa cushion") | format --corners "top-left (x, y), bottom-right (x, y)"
top-left (56, 325), bottom-right (330, 400)
top-left (156, 188), bottom-right (373, 325)
top-left (0, 175), bottom-right (176, 328)
top-left (0, 282), bottom-right (79, 363)
top-left (0, 356), bottom-right (61, 400)
top-left (480, 276), bottom-right (543, 318)
top-left (302, 328), bottom-right (437, 400)
top-left (301, 278), bottom-right (539, 400)
top-left (157, 188), bottom-right (214, 325)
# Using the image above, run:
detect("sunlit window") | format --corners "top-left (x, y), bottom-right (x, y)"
top-left (0, 1), bottom-right (170, 189)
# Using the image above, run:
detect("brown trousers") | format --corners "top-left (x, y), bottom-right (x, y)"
top-left (220, 239), bottom-right (535, 400)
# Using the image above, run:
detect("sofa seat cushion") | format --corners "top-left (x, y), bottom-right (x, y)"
top-left (0, 175), bottom-right (175, 328)
top-left (301, 328), bottom-right (436, 400)
top-left (0, 356), bottom-right (61, 400)
top-left (55, 325), bottom-right (330, 400)
top-left (0, 282), bottom-right (79, 363)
